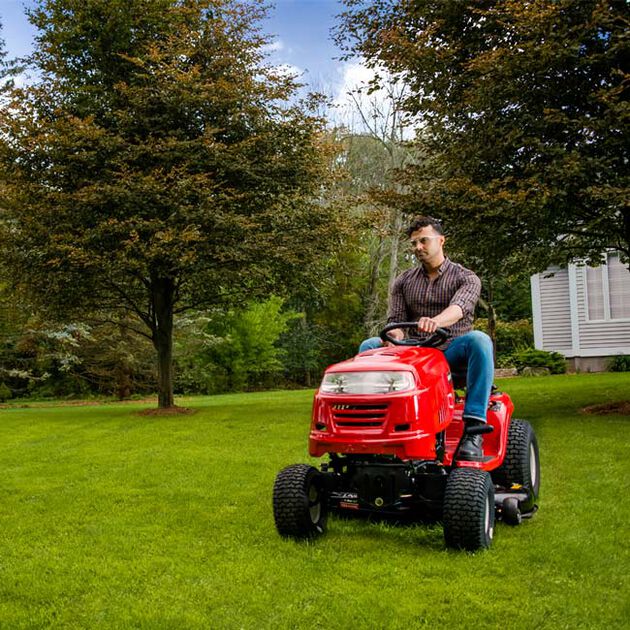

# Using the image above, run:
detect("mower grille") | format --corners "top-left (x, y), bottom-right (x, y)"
top-left (331, 403), bottom-right (388, 428)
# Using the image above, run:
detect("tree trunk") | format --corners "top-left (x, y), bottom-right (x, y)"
top-left (364, 233), bottom-right (387, 334)
top-left (487, 302), bottom-right (497, 365)
top-left (151, 276), bottom-right (175, 408)
top-left (300, 316), bottom-right (312, 388)
top-left (478, 292), bottom-right (497, 365)
top-left (387, 208), bottom-right (404, 299)
top-left (483, 283), bottom-right (498, 366)
top-left (116, 321), bottom-right (132, 400)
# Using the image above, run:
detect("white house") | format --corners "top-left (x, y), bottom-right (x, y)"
top-left (530, 252), bottom-right (630, 371)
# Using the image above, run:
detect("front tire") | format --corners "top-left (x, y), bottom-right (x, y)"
top-left (273, 464), bottom-right (327, 540)
top-left (492, 419), bottom-right (540, 511)
top-left (443, 468), bottom-right (495, 551)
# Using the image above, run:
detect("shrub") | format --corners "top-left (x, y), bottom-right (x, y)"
top-left (0, 382), bottom-right (11, 402)
top-left (175, 296), bottom-right (302, 394)
top-left (511, 347), bottom-right (567, 374)
top-left (474, 318), bottom-right (534, 355)
top-left (495, 354), bottom-right (518, 369)
top-left (607, 355), bottom-right (630, 372)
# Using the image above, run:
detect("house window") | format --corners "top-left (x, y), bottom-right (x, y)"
top-left (608, 253), bottom-right (630, 319)
top-left (585, 252), bottom-right (630, 321)
top-left (586, 265), bottom-right (605, 320)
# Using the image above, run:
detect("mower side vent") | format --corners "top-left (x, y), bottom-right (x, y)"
top-left (332, 404), bottom-right (388, 411)
top-left (336, 421), bottom-right (382, 427)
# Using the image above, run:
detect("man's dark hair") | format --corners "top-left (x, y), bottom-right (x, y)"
top-left (406, 216), bottom-right (444, 237)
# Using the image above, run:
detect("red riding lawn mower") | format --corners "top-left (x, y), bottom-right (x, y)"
top-left (273, 323), bottom-right (540, 551)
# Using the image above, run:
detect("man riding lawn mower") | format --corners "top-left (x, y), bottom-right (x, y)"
top-left (272, 217), bottom-right (540, 550)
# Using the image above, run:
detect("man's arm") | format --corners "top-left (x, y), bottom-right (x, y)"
top-left (417, 305), bottom-right (463, 333)
top-left (417, 271), bottom-right (481, 333)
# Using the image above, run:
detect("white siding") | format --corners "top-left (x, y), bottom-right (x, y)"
top-left (532, 257), bottom-right (630, 359)
top-left (536, 269), bottom-right (573, 353)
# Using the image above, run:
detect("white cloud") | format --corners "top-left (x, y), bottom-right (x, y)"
top-left (276, 63), bottom-right (304, 79)
top-left (262, 39), bottom-right (285, 54)
top-left (326, 60), bottom-right (415, 137)
top-left (2, 69), bottom-right (37, 90)
top-left (332, 61), bottom-right (379, 109)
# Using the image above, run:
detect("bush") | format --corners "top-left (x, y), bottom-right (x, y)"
top-left (495, 354), bottom-right (519, 369)
top-left (0, 382), bottom-right (11, 402)
top-left (511, 347), bottom-right (567, 374)
top-left (474, 318), bottom-right (534, 355)
top-left (607, 355), bottom-right (630, 372)
top-left (175, 296), bottom-right (302, 394)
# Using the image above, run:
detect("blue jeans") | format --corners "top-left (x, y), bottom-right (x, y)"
top-left (358, 331), bottom-right (494, 422)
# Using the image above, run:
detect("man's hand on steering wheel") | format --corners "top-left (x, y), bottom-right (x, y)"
top-left (417, 317), bottom-right (440, 333)
top-left (380, 322), bottom-right (450, 348)
top-left (384, 327), bottom-right (404, 347)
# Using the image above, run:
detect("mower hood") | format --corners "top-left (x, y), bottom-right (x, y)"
top-left (324, 346), bottom-right (441, 377)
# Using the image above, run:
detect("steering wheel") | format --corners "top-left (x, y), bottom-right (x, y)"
top-left (379, 322), bottom-right (450, 348)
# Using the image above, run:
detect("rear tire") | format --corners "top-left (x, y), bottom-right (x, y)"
top-left (443, 468), bottom-right (494, 551)
top-left (273, 464), bottom-right (327, 540)
top-left (492, 419), bottom-right (540, 511)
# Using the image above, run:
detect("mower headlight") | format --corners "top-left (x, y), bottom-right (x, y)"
top-left (320, 371), bottom-right (415, 395)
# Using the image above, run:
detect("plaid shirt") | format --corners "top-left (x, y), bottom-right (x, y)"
top-left (387, 257), bottom-right (481, 346)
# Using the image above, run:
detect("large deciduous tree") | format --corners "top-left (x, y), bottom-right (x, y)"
top-left (338, 0), bottom-right (629, 270)
top-left (0, 0), bottom-right (339, 408)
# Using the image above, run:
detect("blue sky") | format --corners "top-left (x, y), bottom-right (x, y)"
top-left (263, 0), bottom-right (345, 89)
top-left (0, 0), bottom-right (365, 103)
top-left (1, 0), bottom-right (37, 59)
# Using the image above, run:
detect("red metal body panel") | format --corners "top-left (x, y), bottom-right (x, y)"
top-left (309, 346), bottom-right (454, 460)
top-left (309, 345), bottom-right (513, 470)
top-left (443, 392), bottom-right (514, 470)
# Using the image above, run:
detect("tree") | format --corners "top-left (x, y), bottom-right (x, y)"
top-left (337, 0), bottom-right (629, 270)
top-left (0, 0), bottom-right (340, 408)
top-left (199, 295), bottom-right (300, 392)
top-left (332, 76), bottom-right (416, 334)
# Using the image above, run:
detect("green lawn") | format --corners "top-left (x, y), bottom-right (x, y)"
top-left (0, 373), bottom-right (629, 629)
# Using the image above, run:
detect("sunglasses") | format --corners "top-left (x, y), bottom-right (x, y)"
top-left (409, 236), bottom-right (441, 247)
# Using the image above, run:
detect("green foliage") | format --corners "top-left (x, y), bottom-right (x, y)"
top-left (511, 348), bottom-right (567, 375)
top-left (0, 382), bottom-right (11, 402)
top-left (0, 312), bottom-right (155, 400)
top-left (607, 355), bottom-right (630, 372)
top-left (338, 0), bottom-right (630, 272)
top-left (479, 274), bottom-right (533, 322)
top-left (310, 246), bottom-right (371, 363)
top-left (278, 317), bottom-right (322, 387)
top-left (337, 134), bottom-right (396, 195)
top-left (278, 241), bottom-right (377, 389)
top-left (175, 297), bottom-right (301, 393)
top-left (75, 322), bottom-right (156, 398)
top-left (0, 0), bottom-right (341, 407)
top-left (475, 318), bottom-right (534, 356)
